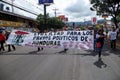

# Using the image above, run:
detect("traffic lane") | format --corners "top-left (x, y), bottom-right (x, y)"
top-left (0, 52), bottom-right (120, 80)
top-left (0, 55), bottom-right (79, 80)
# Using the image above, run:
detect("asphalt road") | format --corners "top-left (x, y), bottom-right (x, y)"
top-left (0, 45), bottom-right (120, 80)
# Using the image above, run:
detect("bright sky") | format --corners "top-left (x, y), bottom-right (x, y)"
top-left (4, 0), bottom-right (108, 22)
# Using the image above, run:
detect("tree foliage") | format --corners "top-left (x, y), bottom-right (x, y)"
top-left (90, 0), bottom-right (120, 28)
top-left (36, 14), bottom-right (65, 31)
top-left (117, 14), bottom-right (120, 22)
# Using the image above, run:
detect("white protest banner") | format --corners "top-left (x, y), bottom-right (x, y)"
top-left (7, 30), bottom-right (94, 50)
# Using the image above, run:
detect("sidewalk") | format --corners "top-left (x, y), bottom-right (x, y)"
top-left (116, 35), bottom-right (120, 48)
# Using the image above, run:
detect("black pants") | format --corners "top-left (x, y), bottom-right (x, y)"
top-left (111, 40), bottom-right (116, 49)
top-left (8, 45), bottom-right (16, 51)
top-left (0, 41), bottom-right (5, 51)
top-left (98, 42), bottom-right (104, 58)
top-left (64, 48), bottom-right (68, 52)
top-left (38, 47), bottom-right (43, 51)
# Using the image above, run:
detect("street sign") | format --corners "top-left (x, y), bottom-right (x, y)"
top-left (92, 17), bottom-right (97, 25)
top-left (38, 0), bottom-right (53, 4)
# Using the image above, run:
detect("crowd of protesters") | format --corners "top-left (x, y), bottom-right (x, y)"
top-left (93, 25), bottom-right (119, 59)
top-left (0, 25), bottom-right (119, 57)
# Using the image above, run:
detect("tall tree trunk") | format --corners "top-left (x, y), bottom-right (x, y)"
top-left (113, 17), bottom-right (118, 28)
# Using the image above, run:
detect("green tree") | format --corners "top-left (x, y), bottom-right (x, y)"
top-left (117, 14), bottom-right (120, 22)
top-left (36, 14), bottom-right (49, 31)
top-left (36, 14), bottom-right (65, 31)
top-left (90, 0), bottom-right (120, 28)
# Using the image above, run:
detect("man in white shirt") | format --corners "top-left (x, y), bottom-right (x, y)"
top-left (109, 27), bottom-right (117, 50)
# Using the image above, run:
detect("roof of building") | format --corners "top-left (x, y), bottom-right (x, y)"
top-left (0, 11), bottom-right (36, 21)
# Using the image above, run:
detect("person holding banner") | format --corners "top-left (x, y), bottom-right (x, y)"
top-left (5, 31), bottom-right (16, 52)
top-left (96, 29), bottom-right (105, 59)
top-left (37, 30), bottom-right (43, 51)
top-left (0, 30), bottom-right (6, 52)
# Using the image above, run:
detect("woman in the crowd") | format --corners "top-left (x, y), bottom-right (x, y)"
top-left (96, 29), bottom-right (105, 59)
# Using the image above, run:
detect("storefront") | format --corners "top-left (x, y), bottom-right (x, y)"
top-left (0, 11), bottom-right (37, 32)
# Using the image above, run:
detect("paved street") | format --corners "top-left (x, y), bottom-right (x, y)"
top-left (0, 45), bottom-right (120, 80)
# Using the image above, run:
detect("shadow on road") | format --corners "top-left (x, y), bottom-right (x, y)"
top-left (109, 49), bottom-right (120, 57)
top-left (73, 51), bottom-right (97, 56)
top-left (0, 51), bottom-right (12, 54)
top-left (57, 49), bottom-right (68, 54)
top-left (93, 58), bottom-right (107, 69)
top-left (28, 51), bottom-right (38, 54)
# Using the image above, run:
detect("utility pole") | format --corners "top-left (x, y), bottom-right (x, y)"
top-left (43, 3), bottom-right (50, 30)
top-left (53, 8), bottom-right (58, 17)
top-left (44, 4), bottom-right (47, 29)
top-left (11, 0), bottom-right (15, 13)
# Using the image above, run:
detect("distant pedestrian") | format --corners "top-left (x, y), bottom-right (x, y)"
top-left (0, 30), bottom-right (6, 52)
top-left (96, 29), bottom-right (105, 59)
top-left (109, 27), bottom-right (117, 50)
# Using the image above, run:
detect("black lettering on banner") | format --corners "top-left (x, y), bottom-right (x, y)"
top-left (74, 31), bottom-right (77, 35)
top-left (52, 36), bottom-right (78, 41)
top-left (36, 36), bottom-right (39, 40)
top-left (34, 33), bottom-right (36, 36)
top-left (48, 36), bottom-right (51, 40)
top-left (81, 36), bottom-right (88, 41)
top-left (86, 31), bottom-right (89, 35)
top-left (56, 32), bottom-right (60, 35)
top-left (33, 36), bottom-right (36, 40)
top-left (67, 31), bottom-right (81, 35)
top-left (85, 36), bottom-right (88, 41)
top-left (67, 31), bottom-right (70, 35)
top-left (90, 30), bottom-right (93, 35)
top-left (53, 36), bottom-right (56, 40)
top-left (78, 32), bottom-right (81, 35)
top-left (68, 36), bottom-right (71, 40)
top-left (70, 32), bottom-right (73, 35)
top-left (83, 32), bottom-right (86, 35)
top-left (63, 36), bottom-right (66, 40)
top-left (86, 31), bottom-right (93, 35)
top-left (49, 32), bottom-right (52, 36)
top-left (32, 41), bottom-right (61, 46)
top-left (82, 31), bottom-right (93, 35)
top-left (34, 32), bottom-right (39, 36)
top-left (81, 36), bottom-right (84, 41)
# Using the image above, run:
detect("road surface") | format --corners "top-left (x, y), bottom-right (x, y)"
top-left (0, 45), bottom-right (120, 80)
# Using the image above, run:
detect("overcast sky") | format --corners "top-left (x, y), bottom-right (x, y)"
top-left (4, 0), bottom-right (106, 22)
